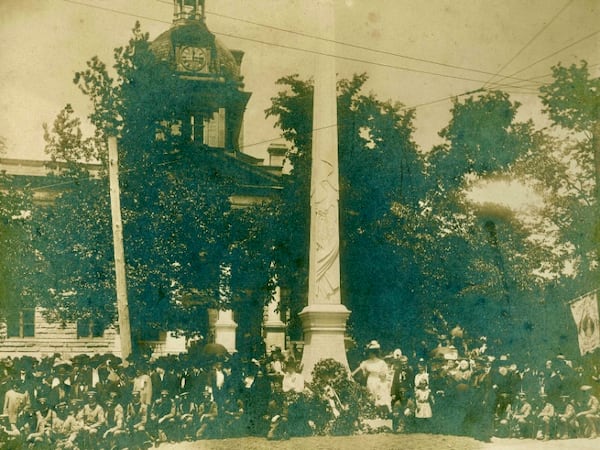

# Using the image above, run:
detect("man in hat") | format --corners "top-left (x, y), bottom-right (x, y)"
top-left (103, 390), bottom-right (127, 449)
top-left (390, 352), bottom-right (413, 433)
top-left (576, 385), bottom-right (599, 438)
top-left (26, 392), bottom-right (56, 447)
top-left (512, 391), bottom-right (532, 438)
top-left (52, 400), bottom-right (80, 449)
top-left (49, 366), bottom-right (71, 409)
top-left (195, 387), bottom-right (218, 439)
top-left (76, 390), bottom-right (105, 448)
top-left (176, 390), bottom-right (197, 441)
top-left (126, 390), bottom-right (150, 448)
top-left (556, 394), bottom-right (577, 439)
top-left (149, 388), bottom-right (177, 443)
top-left (535, 393), bottom-right (555, 440)
top-left (132, 364), bottom-right (153, 406)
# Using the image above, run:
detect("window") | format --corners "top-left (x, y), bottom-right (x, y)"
top-left (6, 308), bottom-right (35, 338)
top-left (77, 318), bottom-right (104, 338)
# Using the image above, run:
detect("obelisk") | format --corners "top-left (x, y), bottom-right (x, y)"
top-left (299, 0), bottom-right (350, 381)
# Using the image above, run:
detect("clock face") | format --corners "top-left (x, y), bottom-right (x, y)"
top-left (179, 46), bottom-right (208, 72)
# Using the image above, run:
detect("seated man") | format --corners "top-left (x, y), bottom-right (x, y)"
top-left (26, 394), bottom-right (57, 447)
top-left (511, 392), bottom-right (532, 438)
top-left (218, 385), bottom-right (245, 438)
top-left (52, 401), bottom-right (81, 450)
top-left (149, 388), bottom-right (177, 443)
top-left (576, 385), bottom-right (599, 438)
top-left (0, 414), bottom-right (21, 450)
top-left (76, 391), bottom-right (105, 448)
top-left (556, 394), bottom-right (578, 439)
top-left (103, 391), bottom-right (127, 449)
top-left (535, 393), bottom-right (554, 440)
top-left (176, 391), bottom-right (198, 441)
top-left (266, 378), bottom-right (288, 440)
top-left (126, 390), bottom-right (151, 449)
top-left (195, 388), bottom-right (218, 439)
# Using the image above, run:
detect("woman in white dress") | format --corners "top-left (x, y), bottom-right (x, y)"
top-left (351, 340), bottom-right (389, 404)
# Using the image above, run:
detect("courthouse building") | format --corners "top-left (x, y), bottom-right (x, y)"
top-left (0, 0), bottom-right (290, 358)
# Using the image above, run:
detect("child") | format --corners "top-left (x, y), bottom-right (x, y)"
top-left (414, 378), bottom-right (433, 432)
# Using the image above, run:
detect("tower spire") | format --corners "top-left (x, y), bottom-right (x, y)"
top-left (173, 0), bottom-right (205, 23)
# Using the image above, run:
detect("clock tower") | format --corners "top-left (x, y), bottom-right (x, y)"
top-left (150, 0), bottom-right (251, 151)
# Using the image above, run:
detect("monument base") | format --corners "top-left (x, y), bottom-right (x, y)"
top-left (214, 309), bottom-right (238, 354)
top-left (299, 303), bottom-right (350, 381)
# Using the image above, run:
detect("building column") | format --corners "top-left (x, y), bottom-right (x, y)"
top-left (300, 0), bottom-right (350, 381)
top-left (214, 309), bottom-right (237, 354)
top-left (264, 287), bottom-right (286, 352)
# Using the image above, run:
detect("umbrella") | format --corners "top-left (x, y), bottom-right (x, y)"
top-left (202, 343), bottom-right (229, 357)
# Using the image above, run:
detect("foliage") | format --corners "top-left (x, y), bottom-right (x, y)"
top-left (0, 172), bottom-right (39, 321)
top-left (265, 75), bottom-right (556, 357)
top-left (306, 358), bottom-right (374, 435)
top-left (429, 90), bottom-right (534, 192)
top-left (539, 61), bottom-right (600, 134)
top-left (265, 73), bottom-right (425, 346)
top-left (36, 104), bottom-right (114, 328)
top-left (538, 60), bottom-right (599, 273)
top-left (33, 22), bottom-right (277, 345)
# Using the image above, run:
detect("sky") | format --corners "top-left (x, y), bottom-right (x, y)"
top-left (1, 0), bottom-right (599, 209)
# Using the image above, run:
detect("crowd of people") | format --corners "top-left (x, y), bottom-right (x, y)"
top-left (350, 339), bottom-right (600, 442)
top-left (0, 339), bottom-right (599, 449)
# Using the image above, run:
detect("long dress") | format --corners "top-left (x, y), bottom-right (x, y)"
top-left (359, 358), bottom-right (389, 401)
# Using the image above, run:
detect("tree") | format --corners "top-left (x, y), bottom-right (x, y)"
top-left (539, 60), bottom-right (600, 271)
top-left (0, 171), bottom-right (39, 323)
top-left (390, 91), bottom-right (561, 360)
top-left (35, 23), bottom-right (277, 346)
top-left (429, 90), bottom-right (534, 193)
top-left (266, 73), bottom-right (426, 348)
top-left (539, 61), bottom-right (600, 199)
top-left (35, 104), bottom-right (114, 329)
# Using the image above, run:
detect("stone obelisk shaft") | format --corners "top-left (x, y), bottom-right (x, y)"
top-left (300, 0), bottom-right (350, 380)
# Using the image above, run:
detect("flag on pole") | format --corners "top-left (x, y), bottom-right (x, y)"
top-left (570, 291), bottom-right (600, 356)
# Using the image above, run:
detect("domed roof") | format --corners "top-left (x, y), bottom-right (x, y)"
top-left (150, 19), bottom-right (243, 82)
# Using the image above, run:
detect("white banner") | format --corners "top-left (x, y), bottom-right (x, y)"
top-left (570, 291), bottom-right (600, 356)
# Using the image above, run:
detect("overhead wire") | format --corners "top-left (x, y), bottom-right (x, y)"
top-left (154, 0), bottom-right (538, 86)
top-left (62, 0), bottom-right (543, 90)
top-left (499, 28), bottom-right (600, 81)
top-left (483, 0), bottom-right (574, 88)
top-left (42, 1), bottom-right (596, 193)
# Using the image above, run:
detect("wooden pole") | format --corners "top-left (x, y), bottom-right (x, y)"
top-left (108, 136), bottom-right (132, 359)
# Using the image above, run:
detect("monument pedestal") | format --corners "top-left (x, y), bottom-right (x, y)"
top-left (299, 303), bottom-right (350, 381)
top-left (264, 291), bottom-right (286, 352)
top-left (214, 309), bottom-right (237, 354)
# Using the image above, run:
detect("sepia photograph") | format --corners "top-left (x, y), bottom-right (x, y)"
top-left (0, 1), bottom-right (599, 449)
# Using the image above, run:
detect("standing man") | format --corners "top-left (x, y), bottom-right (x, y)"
top-left (390, 351), bottom-right (413, 433)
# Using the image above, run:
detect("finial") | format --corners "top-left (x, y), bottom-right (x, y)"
top-left (173, 0), bottom-right (206, 23)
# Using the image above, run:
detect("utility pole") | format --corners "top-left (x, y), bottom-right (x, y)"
top-left (108, 136), bottom-right (132, 359)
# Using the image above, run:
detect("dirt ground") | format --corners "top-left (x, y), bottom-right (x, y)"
top-left (161, 433), bottom-right (599, 450)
